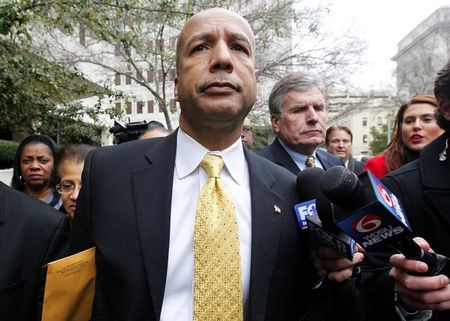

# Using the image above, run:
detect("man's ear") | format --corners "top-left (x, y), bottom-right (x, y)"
top-left (174, 76), bottom-right (179, 101)
top-left (271, 114), bottom-right (280, 133)
top-left (439, 99), bottom-right (450, 120)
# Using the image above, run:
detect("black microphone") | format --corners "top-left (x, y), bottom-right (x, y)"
top-left (294, 167), bottom-right (357, 260)
top-left (296, 167), bottom-right (325, 202)
top-left (320, 166), bottom-right (448, 276)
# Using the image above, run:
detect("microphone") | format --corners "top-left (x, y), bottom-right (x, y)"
top-left (294, 167), bottom-right (357, 260)
top-left (320, 166), bottom-right (448, 276)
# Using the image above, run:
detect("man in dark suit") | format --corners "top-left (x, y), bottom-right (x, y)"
top-left (259, 72), bottom-right (342, 175)
top-left (70, 8), bottom-right (359, 321)
top-left (0, 181), bottom-right (68, 321)
top-left (325, 125), bottom-right (364, 174)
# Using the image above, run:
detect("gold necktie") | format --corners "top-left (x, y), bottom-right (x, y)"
top-left (193, 154), bottom-right (243, 321)
top-left (305, 155), bottom-right (316, 168)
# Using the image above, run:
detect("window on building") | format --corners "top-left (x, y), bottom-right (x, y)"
top-left (169, 36), bottom-right (177, 50)
top-left (363, 135), bottom-right (368, 144)
top-left (137, 101), bottom-right (144, 114)
top-left (158, 70), bottom-right (164, 82)
top-left (156, 38), bottom-right (164, 52)
top-left (377, 116), bottom-right (382, 126)
top-left (147, 100), bottom-right (154, 113)
top-left (159, 102), bottom-right (164, 113)
top-left (170, 99), bottom-right (176, 112)
top-left (125, 101), bottom-right (132, 114)
top-left (147, 70), bottom-right (154, 83)
top-left (137, 70), bottom-right (144, 83)
top-left (169, 69), bottom-right (175, 81)
top-left (114, 73), bottom-right (121, 86)
top-left (79, 24), bottom-right (86, 46)
top-left (115, 102), bottom-right (121, 111)
top-left (126, 73), bottom-right (132, 85)
top-left (362, 117), bottom-right (367, 127)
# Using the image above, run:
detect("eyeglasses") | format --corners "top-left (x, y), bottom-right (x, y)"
top-left (56, 181), bottom-right (82, 194)
top-left (242, 126), bottom-right (252, 133)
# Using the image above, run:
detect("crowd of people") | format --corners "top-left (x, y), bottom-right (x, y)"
top-left (2, 7), bottom-right (450, 321)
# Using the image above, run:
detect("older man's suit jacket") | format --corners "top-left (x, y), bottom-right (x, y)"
top-left (70, 131), bottom-right (320, 321)
top-left (0, 182), bottom-right (69, 321)
top-left (259, 138), bottom-right (343, 175)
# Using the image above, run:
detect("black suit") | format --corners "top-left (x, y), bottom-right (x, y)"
top-left (71, 132), bottom-right (320, 321)
top-left (0, 182), bottom-right (69, 321)
top-left (347, 157), bottom-right (364, 175)
top-left (358, 132), bottom-right (450, 321)
top-left (259, 138), bottom-right (343, 175)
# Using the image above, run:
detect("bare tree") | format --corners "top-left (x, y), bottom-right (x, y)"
top-left (12, 0), bottom-right (367, 132)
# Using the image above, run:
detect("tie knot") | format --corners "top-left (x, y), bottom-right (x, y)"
top-left (305, 155), bottom-right (316, 168)
top-left (201, 154), bottom-right (224, 178)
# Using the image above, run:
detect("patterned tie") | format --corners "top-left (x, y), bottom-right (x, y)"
top-left (193, 154), bottom-right (243, 321)
top-left (305, 155), bottom-right (316, 168)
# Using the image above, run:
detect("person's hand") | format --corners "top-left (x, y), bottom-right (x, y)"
top-left (389, 237), bottom-right (450, 311)
top-left (311, 245), bottom-right (364, 283)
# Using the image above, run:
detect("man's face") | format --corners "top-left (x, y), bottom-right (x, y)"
top-left (175, 9), bottom-right (257, 132)
top-left (241, 117), bottom-right (253, 148)
top-left (326, 129), bottom-right (352, 161)
top-left (271, 88), bottom-right (328, 155)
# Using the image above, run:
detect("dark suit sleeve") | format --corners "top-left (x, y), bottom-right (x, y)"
top-left (70, 149), bottom-right (95, 253)
top-left (36, 214), bottom-right (70, 319)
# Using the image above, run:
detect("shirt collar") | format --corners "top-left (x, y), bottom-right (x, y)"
top-left (175, 129), bottom-right (246, 184)
top-left (278, 139), bottom-right (318, 170)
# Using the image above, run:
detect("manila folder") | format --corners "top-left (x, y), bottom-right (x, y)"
top-left (42, 247), bottom-right (96, 321)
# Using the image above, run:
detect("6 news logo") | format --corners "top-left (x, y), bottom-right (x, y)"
top-left (347, 182), bottom-right (409, 248)
top-left (352, 214), bottom-right (382, 233)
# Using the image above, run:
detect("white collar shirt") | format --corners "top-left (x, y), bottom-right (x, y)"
top-left (160, 128), bottom-right (252, 321)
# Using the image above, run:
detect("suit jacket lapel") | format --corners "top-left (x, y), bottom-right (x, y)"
top-left (0, 183), bottom-right (5, 253)
top-left (0, 182), bottom-right (5, 224)
top-left (316, 148), bottom-right (342, 170)
top-left (131, 133), bottom-right (177, 320)
top-left (271, 139), bottom-right (300, 175)
top-left (245, 150), bottom-right (285, 320)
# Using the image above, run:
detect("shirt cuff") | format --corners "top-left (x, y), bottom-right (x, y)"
top-left (394, 293), bottom-right (433, 321)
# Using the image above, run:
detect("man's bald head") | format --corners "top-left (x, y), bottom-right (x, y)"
top-left (175, 8), bottom-right (255, 73)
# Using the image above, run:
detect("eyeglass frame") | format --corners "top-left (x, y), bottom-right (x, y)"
top-left (56, 181), bottom-right (82, 194)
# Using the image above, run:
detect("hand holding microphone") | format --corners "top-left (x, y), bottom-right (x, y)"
top-left (389, 237), bottom-right (450, 312)
top-left (294, 167), bottom-right (363, 286)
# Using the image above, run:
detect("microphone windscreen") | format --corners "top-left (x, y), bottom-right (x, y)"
top-left (296, 167), bottom-right (325, 202)
top-left (320, 166), bottom-right (367, 210)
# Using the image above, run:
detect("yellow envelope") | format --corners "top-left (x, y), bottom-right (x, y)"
top-left (42, 247), bottom-right (96, 321)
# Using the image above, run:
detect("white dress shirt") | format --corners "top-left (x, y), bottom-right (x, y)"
top-left (160, 129), bottom-right (252, 321)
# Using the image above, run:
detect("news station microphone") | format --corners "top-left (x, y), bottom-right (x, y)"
top-left (294, 167), bottom-right (357, 260)
top-left (319, 166), bottom-right (448, 276)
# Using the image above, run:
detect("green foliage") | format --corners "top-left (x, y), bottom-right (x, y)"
top-left (369, 125), bottom-right (388, 155)
top-left (0, 0), bottom-right (364, 139)
top-left (252, 125), bottom-right (272, 151)
top-left (0, 0), bottom-right (122, 142)
top-left (0, 139), bottom-right (19, 169)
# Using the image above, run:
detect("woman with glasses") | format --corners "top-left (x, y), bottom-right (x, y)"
top-left (12, 134), bottom-right (63, 209)
top-left (364, 94), bottom-right (444, 178)
top-left (56, 144), bottom-right (96, 218)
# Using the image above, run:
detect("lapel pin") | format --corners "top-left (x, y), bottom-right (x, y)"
top-left (273, 205), bottom-right (282, 214)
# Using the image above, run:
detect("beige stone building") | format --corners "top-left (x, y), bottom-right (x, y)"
top-left (392, 5), bottom-right (450, 99)
top-left (327, 92), bottom-right (398, 156)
